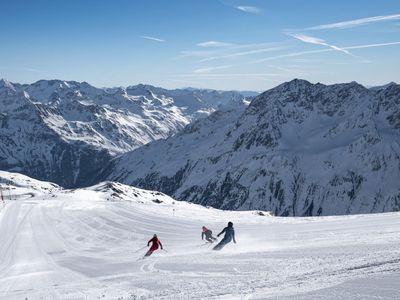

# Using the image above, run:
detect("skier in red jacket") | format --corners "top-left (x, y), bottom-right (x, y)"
top-left (202, 226), bottom-right (217, 243)
top-left (145, 234), bottom-right (163, 257)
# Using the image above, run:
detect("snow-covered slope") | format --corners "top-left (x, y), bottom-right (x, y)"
top-left (0, 171), bottom-right (399, 299)
top-left (104, 79), bottom-right (400, 216)
top-left (0, 170), bottom-right (60, 198)
top-left (0, 79), bottom-right (247, 187)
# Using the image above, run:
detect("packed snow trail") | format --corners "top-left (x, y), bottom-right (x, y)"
top-left (0, 180), bottom-right (400, 299)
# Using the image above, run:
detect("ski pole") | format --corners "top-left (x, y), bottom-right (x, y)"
top-left (133, 245), bottom-right (148, 253)
top-left (162, 249), bottom-right (168, 253)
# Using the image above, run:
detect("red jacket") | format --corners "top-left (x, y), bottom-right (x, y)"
top-left (148, 237), bottom-right (163, 251)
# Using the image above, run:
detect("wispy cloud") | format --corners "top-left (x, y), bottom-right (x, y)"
top-left (290, 33), bottom-right (353, 56)
top-left (193, 65), bottom-right (234, 73)
top-left (224, 46), bottom-right (285, 58)
top-left (140, 35), bottom-right (166, 42)
top-left (235, 6), bottom-right (261, 13)
top-left (268, 65), bottom-right (306, 74)
top-left (179, 42), bottom-right (286, 62)
top-left (198, 56), bottom-right (220, 63)
top-left (197, 41), bottom-right (233, 47)
top-left (253, 40), bottom-right (400, 62)
top-left (0, 66), bottom-right (45, 73)
top-left (196, 45), bottom-right (287, 62)
top-left (180, 50), bottom-right (217, 59)
top-left (305, 14), bottom-right (400, 30)
top-left (344, 41), bottom-right (400, 49)
top-left (179, 73), bottom-right (279, 79)
top-left (289, 58), bottom-right (372, 65)
top-left (251, 49), bottom-right (344, 63)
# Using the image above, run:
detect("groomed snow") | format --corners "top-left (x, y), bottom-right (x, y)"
top-left (0, 172), bottom-right (399, 299)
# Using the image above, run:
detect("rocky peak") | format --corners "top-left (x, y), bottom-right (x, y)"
top-left (0, 78), bottom-right (16, 92)
top-left (247, 79), bottom-right (371, 118)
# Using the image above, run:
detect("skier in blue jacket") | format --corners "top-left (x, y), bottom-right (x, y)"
top-left (213, 222), bottom-right (236, 250)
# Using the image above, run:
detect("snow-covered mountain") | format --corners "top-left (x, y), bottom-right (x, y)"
top-left (103, 79), bottom-right (400, 216)
top-left (0, 79), bottom-right (247, 187)
top-left (0, 170), bottom-right (60, 197)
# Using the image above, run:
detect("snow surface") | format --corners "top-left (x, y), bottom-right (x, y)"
top-left (1, 171), bottom-right (400, 299)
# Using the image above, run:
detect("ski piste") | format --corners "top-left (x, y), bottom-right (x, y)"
top-left (198, 240), bottom-right (218, 248)
top-left (0, 171), bottom-right (400, 299)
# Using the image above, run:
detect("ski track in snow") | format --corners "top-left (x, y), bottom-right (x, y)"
top-left (0, 192), bottom-right (400, 299)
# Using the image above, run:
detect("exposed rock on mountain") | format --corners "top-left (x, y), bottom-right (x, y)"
top-left (0, 79), bottom-right (246, 187)
top-left (103, 79), bottom-right (400, 216)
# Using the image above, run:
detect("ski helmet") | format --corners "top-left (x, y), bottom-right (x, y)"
top-left (202, 226), bottom-right (207, 231)
top-left (228, 221), bottom-right (233, 227)
top-left (153, 234), bottom-right (157, 237)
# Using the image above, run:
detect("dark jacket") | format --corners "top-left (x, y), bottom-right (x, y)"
top-left (202, 229), bottom-right (213, 240)
top-left (217, 226), bottom-right (236, 243)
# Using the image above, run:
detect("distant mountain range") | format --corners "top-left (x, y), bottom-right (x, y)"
top-left (0, 79), bottom-right (248, 187)
top-left (101, 79), bottom-right (400, 216)
top-left (2, 78), bottom-right (399, 216)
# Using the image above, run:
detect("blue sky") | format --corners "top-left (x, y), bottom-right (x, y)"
top-left (1, 0), bottom-right (399, 90)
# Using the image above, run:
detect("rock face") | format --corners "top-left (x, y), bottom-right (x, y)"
top-left (0, 79), bottom-right (246, 187)
top-left (103, 79), bottom-right (400, 216)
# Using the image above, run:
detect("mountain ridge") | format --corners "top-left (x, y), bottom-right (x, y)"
top-left (102, 78), bottom-right (400, 216)
top-left (0, 78), bottom-right (248, 187)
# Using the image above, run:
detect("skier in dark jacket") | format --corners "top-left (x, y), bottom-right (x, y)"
top-left (202, 226), bottom-right (217, 243)
top-left (145, 234), bottom-right (163, 257)
top-left (213, 222), bottom-right (236, 251)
